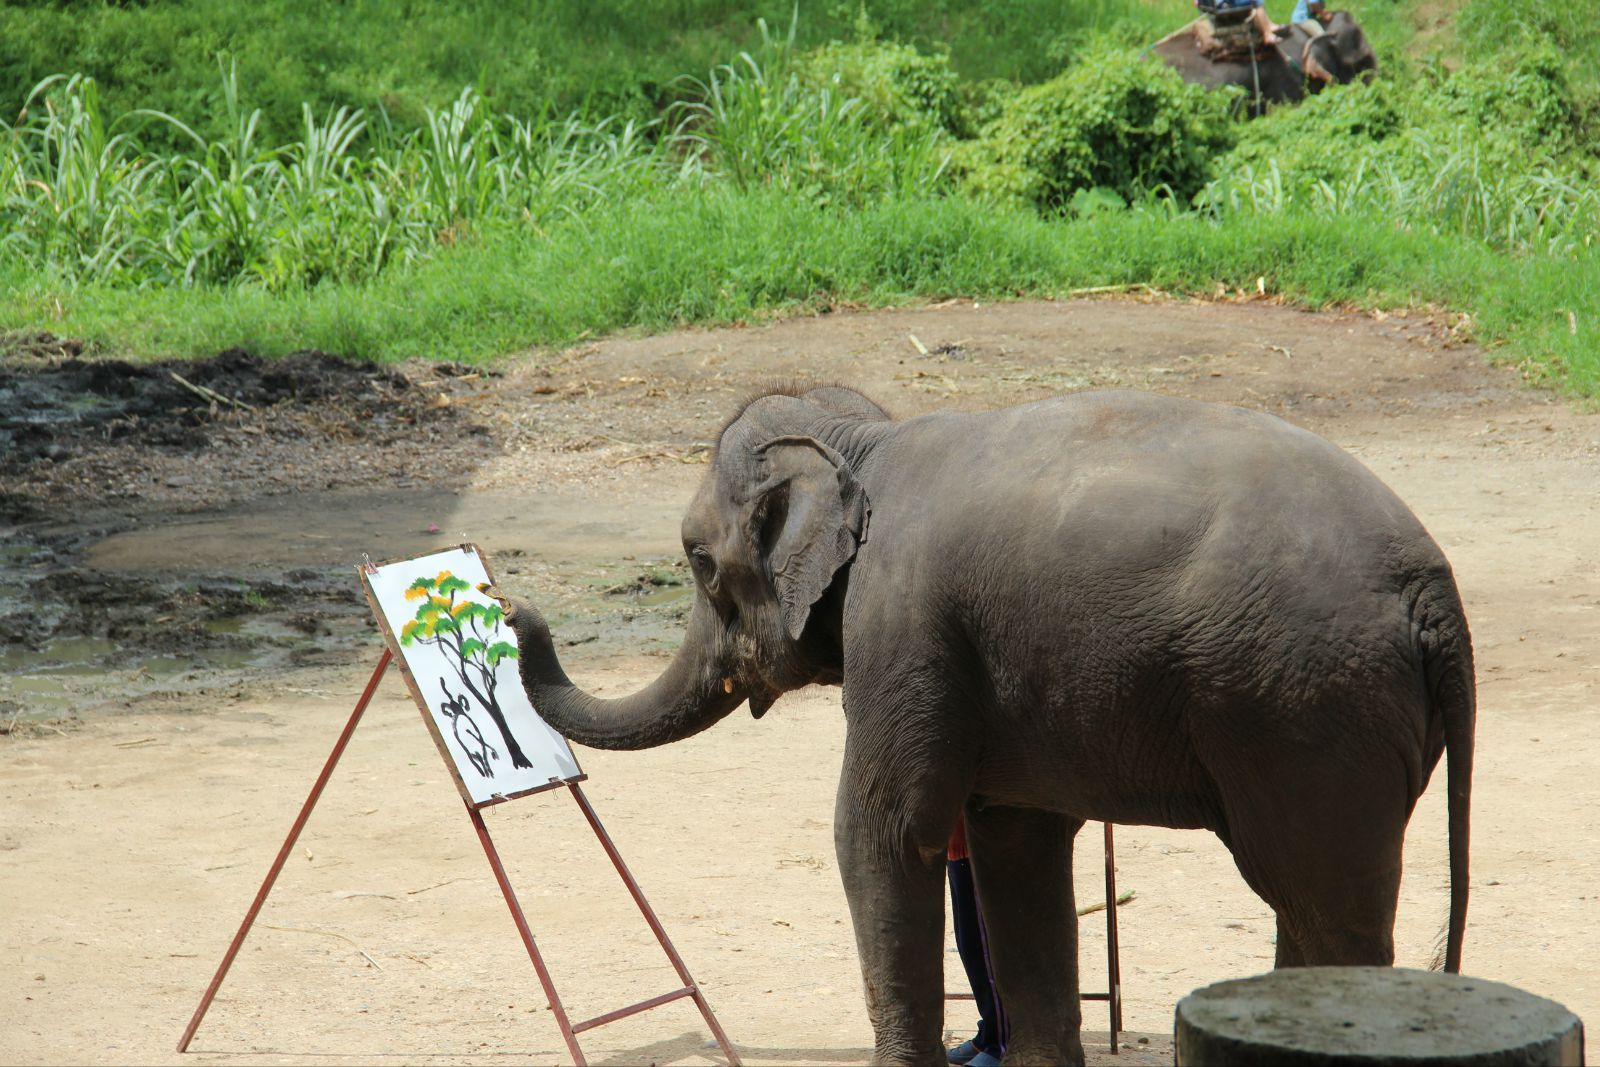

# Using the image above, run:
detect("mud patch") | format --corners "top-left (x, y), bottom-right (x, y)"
top-left (0, 340), bottom-right (482, 468)
top-left (0, 526), bottom-right (373, 720)
top-left (0, 342), bottom-right (523, 720)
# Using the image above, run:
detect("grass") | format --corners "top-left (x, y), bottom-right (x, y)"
top-left (0, 0), bottom-right (1177, 149)
top-left (0, 65), bottom-right (690, 291)
top-left (2, 0), bottom-right (1598, 398)
top-left (8, 189), bottom-right (1595, 393)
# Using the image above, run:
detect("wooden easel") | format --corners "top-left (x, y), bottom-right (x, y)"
top-left (178, 553), bottom-right (741, 1065)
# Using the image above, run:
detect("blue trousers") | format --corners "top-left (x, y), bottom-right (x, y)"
top-left (948, 858), bottom-right (1006, 1056)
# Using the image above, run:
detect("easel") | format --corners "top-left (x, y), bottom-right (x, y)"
top-left (946, 822), bottom-right (1124, 1055)
top-left (178, 550), bottom-right (740, 1065)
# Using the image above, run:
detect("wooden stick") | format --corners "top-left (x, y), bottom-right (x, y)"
top-left (168, 370), bottom-right (256, 411)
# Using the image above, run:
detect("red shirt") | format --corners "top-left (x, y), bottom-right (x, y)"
top-left (947, 815), bottom-right (968, 861)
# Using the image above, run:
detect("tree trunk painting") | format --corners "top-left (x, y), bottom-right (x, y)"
top-left (401, 572), bottom-right (530, 772)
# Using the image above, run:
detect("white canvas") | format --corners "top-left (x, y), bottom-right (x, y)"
top-left (365, 545), bottom-right (581, 805)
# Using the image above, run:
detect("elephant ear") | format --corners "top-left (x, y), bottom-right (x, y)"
top-left (751, 435), bottom-right (869, 641)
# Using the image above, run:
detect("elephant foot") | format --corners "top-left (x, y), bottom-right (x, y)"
top-left (1002, 1037), bottom-right (1085, 1067)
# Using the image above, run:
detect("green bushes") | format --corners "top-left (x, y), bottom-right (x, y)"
top-left (0, 0), bottom-right (1174, 152)
top-left (671, 30), bottom-right (956, 207)
top-left (796, 32), bottom-right (967, 134)
top-left (959, 51), bottom-right (1236, 211)
top-left (1437, 45), bottom-right (1575, 150)
top-left (1201, 47), bottom-right (1598, 256)
top-left (0, 1), bottom-right (797, 149)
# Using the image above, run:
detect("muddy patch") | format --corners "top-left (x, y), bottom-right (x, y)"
top-left (0, 342), bottom-right (517, 720)
top-left (0, 528), bottom-right (373, 720)
top-left (0, 342), bottom-right (425, 465)
top-left (0, 340), bottom-right (501, 513)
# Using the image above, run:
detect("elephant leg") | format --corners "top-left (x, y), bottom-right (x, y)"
top-left (1273, 915), bottom-right (1308, 968)
top-left (966, 805), bottom-right (1087, 1067)
top-left (833, 735), bottom-right (961, 1065)
top-left (1223, 766), bottom-right (1407, 968)
top-left (1266, 879), bottom-right (1399, 968)
top-left (1283, 861), bottom-right (1401, 966)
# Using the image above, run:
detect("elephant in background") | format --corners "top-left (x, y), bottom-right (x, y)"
top-left (495, 385), bottom-right (1474, 1065)
top-left (1153, 10), bottom-right (1378, 114)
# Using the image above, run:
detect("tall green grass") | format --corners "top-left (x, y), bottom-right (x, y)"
top-left (1200, 145), bottom-right (1600, 257)
top-left (0, 0), bottom-right (1177, 149)
top-left (9, 189), bottom-right (1595, 393)
top-left (670, 21), bottom-right (956, 205)
top-left (1, 64), bottom-right (688, 290)
top-left (2, 41), bottom-right (966, 290)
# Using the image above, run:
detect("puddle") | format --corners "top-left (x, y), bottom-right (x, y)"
top-left (0, 636), bottom-right (118, 669)
top-left (0, 526), bottom-right (698, 723)
top-left (634, 584), bottom-right (692, 608)
top-left (485, 555), bottom-right (698, 658)
top-left (0, 525), bottom-right (376, 722)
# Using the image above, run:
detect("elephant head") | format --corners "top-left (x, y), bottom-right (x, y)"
top-left (494, 385), bottom-right (888, 750)
top-left (1303, 12), bottom-right (1378, 89)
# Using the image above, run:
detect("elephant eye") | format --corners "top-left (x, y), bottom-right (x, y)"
top-left (689, 545), bottom-right (717, 582)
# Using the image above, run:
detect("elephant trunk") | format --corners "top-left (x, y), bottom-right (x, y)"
top-left (497, 594), bottom-right (746, 751)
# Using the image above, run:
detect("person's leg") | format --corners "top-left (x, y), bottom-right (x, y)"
top-left (1250, 4), bottom-right (1283, 40)
top-left (947, 858), bottom-right (1005, 1061)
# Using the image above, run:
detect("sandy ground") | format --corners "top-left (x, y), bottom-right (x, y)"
top-left (3, 296), bottom-right (1598, 1065)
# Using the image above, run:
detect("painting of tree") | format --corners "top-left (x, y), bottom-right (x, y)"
top-left (400, 571), bottom-right (530, 771)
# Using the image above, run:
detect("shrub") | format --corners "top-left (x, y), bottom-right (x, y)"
top-left (671, 29), bottom-right (955, 208)
top-left (959, 49), bottom-right (1236, 211)
top-left (1221, 79), bottom-right (1407, 189)
top-left (1438, 45), bottom-right (1574, 151)
top-left (796, 36), bottom-right (966, 134)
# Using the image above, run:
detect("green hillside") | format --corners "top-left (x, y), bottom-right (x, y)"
top-left (2, 0), bottom-right (1596, 392)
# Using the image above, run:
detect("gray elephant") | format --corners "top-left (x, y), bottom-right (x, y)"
top-left (496, 386), bottom-right (1473, 1066)
top-left (1152, 10), bottom-right (1377, 114)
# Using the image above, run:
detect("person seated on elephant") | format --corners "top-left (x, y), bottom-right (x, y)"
top-left (1194, 0), bottom-right (1284, 45)
top-left (1291, 0), bottom-right (1328, 36)
top-left (946, 816), bottom-right (1007, 1067)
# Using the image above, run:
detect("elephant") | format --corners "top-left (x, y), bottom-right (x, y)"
top-left (494, 386), bottom-right (1474, 1066)
top-left (1300, 12), bottom-right (1379, 88)
top-left (1152, 10), bottom-right (1377, 114)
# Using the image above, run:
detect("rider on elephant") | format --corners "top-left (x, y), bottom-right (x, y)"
top-left (1292, 0), bottom-right (1329, 36)
top-left (1195, 0), bottom-right (1284, 45)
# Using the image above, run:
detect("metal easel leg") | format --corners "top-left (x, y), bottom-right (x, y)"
top-left (469, 804), bottom-right (588, 1066)
top-left (176, 649), bottom-right (393, 1053)
top-left (1104, 821), bottom-right (1124, 1053)
top-left (569, 783), bottom-right (742, 1066)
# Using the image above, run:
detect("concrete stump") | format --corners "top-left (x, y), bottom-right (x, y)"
top-left (1175, 967), bottom-right (1584, 1066)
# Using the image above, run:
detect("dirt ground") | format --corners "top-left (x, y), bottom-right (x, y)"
top-left (3, 296), bottom-right (1597, 1066)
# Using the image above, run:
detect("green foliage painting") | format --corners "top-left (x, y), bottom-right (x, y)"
top-left (401, 571), bottom-right (528, 772)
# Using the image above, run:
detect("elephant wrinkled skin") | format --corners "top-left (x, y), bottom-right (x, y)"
top-left (497, 387), bottom-right (1474, 1066)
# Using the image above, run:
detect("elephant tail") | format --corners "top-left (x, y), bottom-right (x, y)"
top-left (1423, 607), bottom-right (1475, 974)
